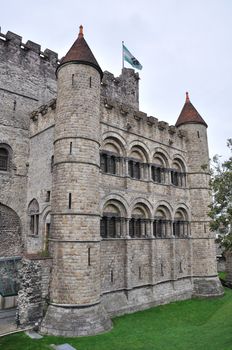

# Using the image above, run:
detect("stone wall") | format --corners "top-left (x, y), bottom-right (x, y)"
top-left (27, 112), bottom-right (54, 253)
top-left (17, 257), bottom-right (52, 326)
top-left (100, 238), bottom-right (192, 315)
top-left (0, 204), bottom-right (22, 257)
top-left (101, 68), bottom-right (140, 110)
top-left (0, 30), bottom-right (57, 244)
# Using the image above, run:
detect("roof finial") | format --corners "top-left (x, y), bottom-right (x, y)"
top-left (186, 91), bottom-right (190, 103)
top-left (79, 25), bottom-right (84, 38)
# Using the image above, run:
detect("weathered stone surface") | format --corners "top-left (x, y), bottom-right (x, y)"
top-left (0, 204), bottom-right (22, 257)
top-left (41, 303), bottom-right (112, 337)
top-left (193, 277), bottom-right (224, 297)
top-left (17, 259), bottom-right (43, 326)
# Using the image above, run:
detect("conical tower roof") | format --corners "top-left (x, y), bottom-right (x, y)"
top-left (57, 25), bottom-right (103, 78)
top-left (176, 92), bottom-right (207, 128)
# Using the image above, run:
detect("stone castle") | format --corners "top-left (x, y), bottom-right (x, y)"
top-left (0, 26), bottom-right (223, 336)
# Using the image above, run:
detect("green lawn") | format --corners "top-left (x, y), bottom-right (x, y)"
top-left (1, 288), bottom-right (232, 350)
top-left (219, 271), bottom-right (227, 281)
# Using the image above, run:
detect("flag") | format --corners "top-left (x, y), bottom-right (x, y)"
top-left (123, 44), bottom-right (143, 70)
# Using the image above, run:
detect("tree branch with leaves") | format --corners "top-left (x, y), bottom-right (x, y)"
top-left (209, 139), bottom-right (232, 250)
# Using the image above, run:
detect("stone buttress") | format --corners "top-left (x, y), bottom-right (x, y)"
top-left (41, 26), bottom-right (112, 336)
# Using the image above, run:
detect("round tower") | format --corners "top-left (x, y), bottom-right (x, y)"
top-left (41, 26), bottom-right (111, 336)
top-left (176, 92), bottom-right (223, 297)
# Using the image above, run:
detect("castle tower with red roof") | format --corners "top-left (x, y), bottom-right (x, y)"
top-left (175, 93), bottom-right (222, 297)
top-left (41, 26), bottom-right (111, 336)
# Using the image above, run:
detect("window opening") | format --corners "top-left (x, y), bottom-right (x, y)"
top-left (0, 148), bottom-right (8, 171)
top-left (88, 248), bottom-right (91, 266)
top-left (110, 269), bottom-right (114, 283)
top-left (68, 193), bottom-right (72, 209)
top-left (139, 266), bottom-right (142, 279)
top-left (46, 191), bottom-right (51, 202)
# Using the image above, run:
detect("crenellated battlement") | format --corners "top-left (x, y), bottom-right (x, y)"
top-left (101, 96), bottom-right (187, 147)
top-left (30, 93), bottom-right (187, 149)
top-left (0, 30), bottom-right (59, 65)
top-left (101, 68), bottom-right (139, 110)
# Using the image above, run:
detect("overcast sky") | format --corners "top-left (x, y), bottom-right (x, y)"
top-left (1, 0), bottom-right (231, 160)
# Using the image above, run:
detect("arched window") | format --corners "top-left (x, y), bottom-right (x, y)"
top-left (151, 153), bottom-right (168, 184)
top-left (28, 199), bottom-right (40, 235)
top-left (153, 206), bottom-right (171, 238)
top-left (128, 146), bottom-right (148, 180)
top-left (100, 137), bottom-right (123, 175)
top-left (173, 209), bottom-right (189, 237)
top-left (128, 159), bottom-right (141, 179)
top-left (129, 204), bottom-right (150, 238)
top-left (171, 158), bottom-right (186, 187)
top-left (0, 148), bottom-right (9, 171)
top-left (100, 201), bottom-right (126, 238)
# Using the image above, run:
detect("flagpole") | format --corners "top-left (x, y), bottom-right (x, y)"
top-left (122, 41), bottom-right (124, 70)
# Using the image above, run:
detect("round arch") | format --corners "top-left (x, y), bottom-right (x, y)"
top-left (100, 193), bottom-right (129, 216)
top-left (128, 140), bottom-right (151, 162)
top-left (152, 147), bottom-right (171, 167)
top-left (172, 153), bottom-right (187, 172)
top-left (153, 200), bottom-right (173, 218)
top-left (129, 197), bottom-right (153, 219)
top-left (173, 204), bottom-right (190, 237)
top-left (101, 131), bottom-right (127, 156)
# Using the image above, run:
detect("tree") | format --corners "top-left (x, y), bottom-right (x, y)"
top-left (209, 139), bottom-right (232, 250)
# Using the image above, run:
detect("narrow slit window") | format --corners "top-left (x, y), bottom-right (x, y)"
top-left (51, 155), bottom-right (54, 172)
top-left (70, 142), bottom-right (72, 155)
top-left (89, 77), bottom-right (92, 88)
top-left (72, 74), bottom-right (74, 86)
top-left (197, 131), bottom-right (200, 138)
top-left (139, 266), bottom-right (142, 279)
top-left (68, 193), bottom-right (72, 209)
top-left (13, 100), bottom-right (16, 111)
top-left (110, 270), bottom-right (114, 283)
top-left (88, 248), bottom-right (91, 266)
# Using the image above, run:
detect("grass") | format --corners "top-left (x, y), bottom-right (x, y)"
top-left (1, 288), bottom-right (232, 350)
top-left (219, 271), bottom-right (227, 281)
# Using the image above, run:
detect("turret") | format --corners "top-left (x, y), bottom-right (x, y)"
top-left (41, 26), bottom-right (111, 336)
top-left (176, 93), bottom-right (223, 297)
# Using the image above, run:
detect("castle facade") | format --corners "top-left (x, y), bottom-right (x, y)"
top-left (0, 26), bottom-right (223, 336)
